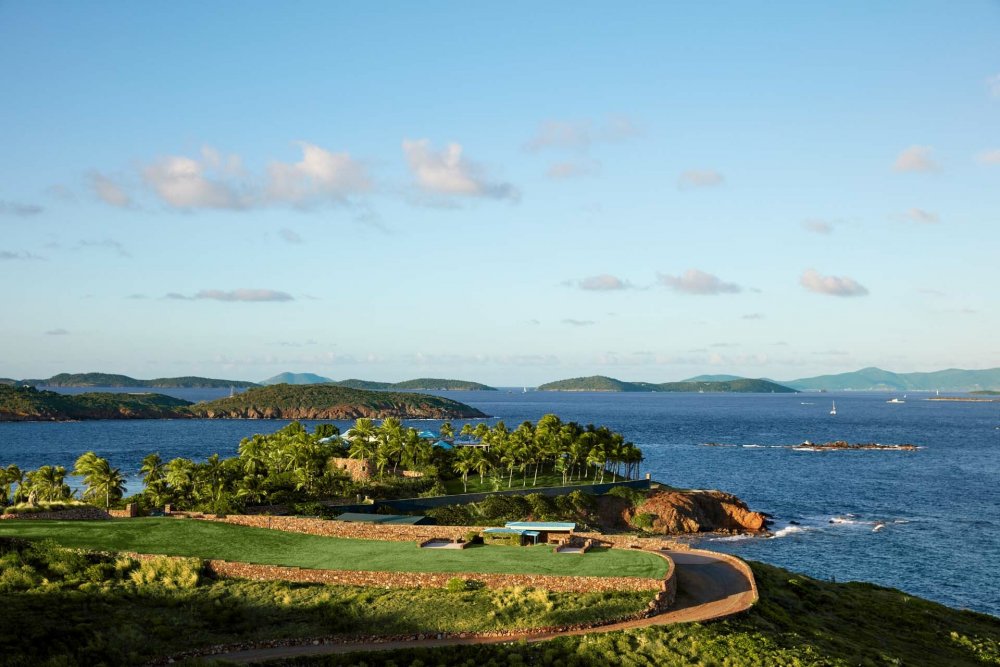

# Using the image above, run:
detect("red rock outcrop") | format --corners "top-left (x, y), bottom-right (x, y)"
top-left (626, 489), bottom-right (767, 534)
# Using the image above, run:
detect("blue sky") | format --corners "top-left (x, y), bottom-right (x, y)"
top-left (1, 1), bottom-right (998, 384)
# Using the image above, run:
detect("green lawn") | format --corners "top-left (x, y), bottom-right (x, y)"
top-left (0, 518), bottom-right (666, 578)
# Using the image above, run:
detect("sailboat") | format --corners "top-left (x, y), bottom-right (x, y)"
top-left (830, 400), bottom-right (837, 415)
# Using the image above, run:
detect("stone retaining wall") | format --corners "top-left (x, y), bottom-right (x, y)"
top-left (0, 507), bottom-right (111, 521)
top-left (203, 513), bottom-right (482, 542)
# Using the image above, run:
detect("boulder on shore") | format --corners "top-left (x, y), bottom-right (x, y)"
top-left (626, 489), bottom-right (768, 534)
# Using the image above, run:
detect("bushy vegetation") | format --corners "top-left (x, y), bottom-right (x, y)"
top-left (2, 499), bottom-right (93, 515)
top-left (262, 562), bottom-right (1000, 667)
top-left (0, 384), bottom-right (191, 420)
top-left (0, 538), bottom-right (650, 666)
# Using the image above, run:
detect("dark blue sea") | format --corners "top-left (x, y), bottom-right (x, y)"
top-left (2, 387), bottom-right (998, 616)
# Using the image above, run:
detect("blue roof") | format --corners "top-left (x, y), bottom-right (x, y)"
top-left (433, 440), bottom-right (453, 448)
top-left (484, 527), bottom-right (526, 535)
top-left (505, 521), bottom-right (576, 531)
top-left (417, 430), bottom-right (438, 439)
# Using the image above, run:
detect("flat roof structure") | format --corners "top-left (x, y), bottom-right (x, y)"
top-left (504, 521), bottom-right (576, 532)
top-left (335, 513), bottom-right (430, 525)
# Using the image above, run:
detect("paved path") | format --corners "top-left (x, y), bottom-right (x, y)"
top-left (208, 549), bottom-right (756, 665)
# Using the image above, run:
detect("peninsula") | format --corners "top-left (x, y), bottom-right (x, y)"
top-left (538, 375), bottom-right (796, 393)
top-left (0, 384), bottom-right (486, 422)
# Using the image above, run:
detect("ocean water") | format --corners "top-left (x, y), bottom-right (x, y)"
top-left (1, 387), bottom-right (997, 616)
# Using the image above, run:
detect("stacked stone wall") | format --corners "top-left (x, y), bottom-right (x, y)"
top-left (206, 514), bottom-right (481, 542)
top-left (329, 457), bottom-right (373, 481)
top-left (0, 507), bottom-right (111, 521)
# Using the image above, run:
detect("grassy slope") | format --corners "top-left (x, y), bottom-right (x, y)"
top-left (0, 519), bottom-right (666, 578)
top-left (279, 561), bottom-right (1000, 667)
top-left (0, 541), bottom-right (651, 666)
top-left (0, 385), bottom-right (192, 420)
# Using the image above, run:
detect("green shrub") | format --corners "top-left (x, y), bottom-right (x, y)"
top-left (128, 557), bottom-right (202, 589)
top-left (445, 577), bottom-right (483, 592)
top-left (630, 513), bottom-right (656, 530)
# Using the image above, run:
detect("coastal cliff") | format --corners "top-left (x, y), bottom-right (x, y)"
top-left (625, 489), bottom-right (768, 533)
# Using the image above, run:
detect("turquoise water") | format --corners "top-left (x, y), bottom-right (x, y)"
top-left (1, 387), bottom-right (997, 616)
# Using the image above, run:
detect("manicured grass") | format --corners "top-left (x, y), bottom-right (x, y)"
top-left (0, 518), bottom-right (667, 578)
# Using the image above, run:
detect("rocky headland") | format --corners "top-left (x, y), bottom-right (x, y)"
top-left (597, 488), bottom-right (769, 534)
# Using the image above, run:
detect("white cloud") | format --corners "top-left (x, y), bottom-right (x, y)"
top-left (279, 228), bottom-right (303, 244)
top-left (402, 139), bottom-right (518, 200)
top-left (0, 200), bottom-right (43, 216)
top-left (976, 149), bottom-right (1000, 165)
top-left (575, 274), bottom-right (632, 291)
top-left (562, 318), bottom-right (596, 326)
top-left (525, 115), bottom-right (640, 152)
top-left (165, 289), bottom-right (294, 302)
top-left (546, 160), bottom-right (599, 179)
top-left (802, 219), bottom-right (833, 234)
top-left (266, 142), bottom-right (370, 205)
top-left (901, 208), bottom-right (940, 224)
top-left (893, 145), bottom-right (938, 172)
top-left (799, 269), bottom-right (869, 297)
top-left (45, 328), bottom-right (69, 336)
top-left (76, 239), bottom-right (130, 258)
top-left (677, 169), bottom-right (724, 189)
top-left (88, 172), bottom-right (132, 208)
top-left (987, 74), bottom-right (1000, 98)
top-left (741, 313), bottom-right (764, 320)
top-left (143, 154), bottom-right (245, 209)
top-left (658, 269), bottom-right (741, 295)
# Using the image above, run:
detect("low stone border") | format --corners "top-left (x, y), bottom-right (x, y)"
top-left (0, 507), bottom-right (112, 521)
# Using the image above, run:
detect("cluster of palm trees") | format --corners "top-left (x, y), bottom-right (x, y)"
top-left (0, 456), bottom-right (127, 510)
top-left (346, 417), bottom-right (435, 476)
top-left (137, 421), bottom-right (348, 511)
top-left (446, 414), bottom-right (644, 492)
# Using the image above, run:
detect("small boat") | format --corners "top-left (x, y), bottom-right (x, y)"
top-left (887, 397), bottom-right (905, 404)
top-left (830, 401), bottom-right (837, 415)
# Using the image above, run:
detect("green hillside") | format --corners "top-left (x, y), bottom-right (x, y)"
top-left (682, 374), bottom-right (745, 382)
top-left (392, 378), bottom-right (497, 391)
top-left (785, 366), bottom-right (1000, 392)
top-left (538, 375), bottom-right (796, 393)
top-left (22, 372), bottom-right (257, 388)
top-left (0, 385), bottom-right (192, 421)
top-left (260, 372), bottom-right (333, 385)
top-left (330, 379), bottom-right (394, 390)
top-left (188, 383), bottom-right (487, 419)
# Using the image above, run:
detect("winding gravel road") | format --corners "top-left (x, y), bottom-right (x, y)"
top-left (207, 548), bottom-right (757, 665)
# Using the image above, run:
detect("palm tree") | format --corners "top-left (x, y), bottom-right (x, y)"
top-left (348, 418), bottom-right (377, 460)
top-left (164, 458), bottom-right (197, 507)
top-left (439, 421), bottom-right (454, 442)
top-left (453, 447), bottom-right (476, 492)
top-left (0, 464), bottom-right (22, 506)
top-left (24, 465), bottom-right (72, 503)
top-left (470, 447), bottom-right (491, 485)
top-left (139, 453), bottom-right (166, 504)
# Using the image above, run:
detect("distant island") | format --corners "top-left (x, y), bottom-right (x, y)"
top-left (776, 366), bottom-right (1000, 392)
top-left (0, 384), bottom-right (486, 422)
top-left (261, 372), bottom-right (497, 391)
top-left (537, 375), bottom-right (796, 393)
top-left (18, 372), bottom-right (258, 389)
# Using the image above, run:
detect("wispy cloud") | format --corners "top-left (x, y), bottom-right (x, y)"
top-left (893, 145), bottom-right (938, 172)
top-left (802, 219), bottom-right (834, 234)
top-left (45, 328), bottom-right (69, 336)
top-left (900, 208), bottom-right (940, 224)
top-left (562, 318), bottom-right (596, 326)
top-left (987, 73), bottom-right (1000, 98)
top-left (525, 115), bottom-right (640, 152)
top-left (402, 139), bottom-right (518, 201)
top-left (976, 149), bottom-right (1000, 165)
top-left (279, 228), bottom-right (303, 244)
top-left (88, 172), bottom-right (133, 208)
top-left (77, 239), bottom-right (130, 258)
top-left (546, 159), bottom-right (599, 180)
top-left (658, 269), bottom-right (741, 295)
top-left (164, 289), bottom-right (293, 302)
top-left (677, 169), bottom-right (724, 190)
top-left (799, 269), bottom-right (869, 297)
top-left (571, 274), bottom-right (632, 291)
top-left (125, 293), bottom-right (147, 299)
top-left (0, 250), bottom-right (45, 261)
top-left (0, 200), bottom-right (43, 216)
top-left (741, 313), bottom-right (764, 320)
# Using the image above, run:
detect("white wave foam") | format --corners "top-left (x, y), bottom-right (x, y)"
top-left (742, 444), bottom-right (766, 448)
top-left (769, 525), bottom-right (810, 538)
top-left (707, 533), bottom-right (756, 542)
